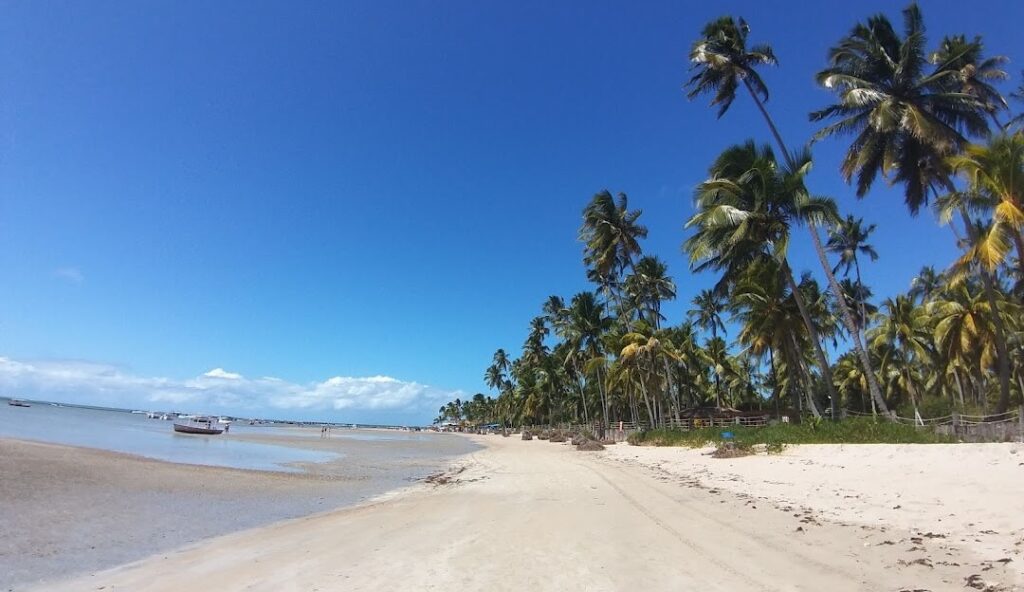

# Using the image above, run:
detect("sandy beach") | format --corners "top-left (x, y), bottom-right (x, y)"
top-left (27, 435), bottom-right (1023, 592)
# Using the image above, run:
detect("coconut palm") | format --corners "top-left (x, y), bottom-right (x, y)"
top-left (684, 141), bottom-right (846, 416)
top-left (945, 133), bottom-right (1024, 277)
top-left (827, 216), bottom-right (879, 277)
top-left (687, 14), bottom-right (890, 418)
top-left (929, 35), bottom-right (1008, 126)
top-left (870, 296), bottom-right (933, 415)
top-left (688, 289), bottom-right (727, 339)
top-left (811, 3), bottom-right (994, 213)
top-left (909, 265), bottom-right (944, 303)
top-left (927, 283), bottom-right (1006, 408)
top-left (579, 190), bottom-right (648, 319)
top-left (624, 255), bottom-right (676, 329)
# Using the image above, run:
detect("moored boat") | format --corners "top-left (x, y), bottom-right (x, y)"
top-left (7, 399), bottom-right (31, 407)
top-left (172, 416), bottom-right (225, 435)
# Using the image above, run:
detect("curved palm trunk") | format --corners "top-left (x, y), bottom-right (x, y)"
top-left (744, 80), bottom-right (890, 419)
top-left (788, 331), bottom-right (823, 419)
top-left (959, 209), bottom-right (1012, 413)
top-left (782, 260), bottom-right (840, 416)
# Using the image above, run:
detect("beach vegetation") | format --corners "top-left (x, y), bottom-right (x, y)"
top-left (436, 2), bottom-right (1024, 436)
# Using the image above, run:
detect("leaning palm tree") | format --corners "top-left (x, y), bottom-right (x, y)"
top-left (684, 141), bottom-right (845, 417)
top-left (687, 15), bottom-right (889, 418)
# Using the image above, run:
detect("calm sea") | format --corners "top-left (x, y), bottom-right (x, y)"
top-left (0, 403), bottom-right (337, 471)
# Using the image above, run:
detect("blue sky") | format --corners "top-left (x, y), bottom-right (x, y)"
top-left (2, 1), bottom-right (1022, 423)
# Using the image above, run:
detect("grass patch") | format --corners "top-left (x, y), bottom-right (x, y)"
top-left (628, 417), bottom-right (953, 449)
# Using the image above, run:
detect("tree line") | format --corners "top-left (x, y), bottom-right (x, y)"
top-left (437, 4), bottom-right (1024, 429)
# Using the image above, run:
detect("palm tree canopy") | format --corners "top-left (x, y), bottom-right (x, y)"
top-left (579, 190), bottom-right (648, 286)
top-left (684, 141), bottom-right (839, 284)
top-left (686, 16), bottom-right (776, 118)
top-left (810, 3), bottom-right (997, 213)
top-left (826, 215), bottom-right (879, 276)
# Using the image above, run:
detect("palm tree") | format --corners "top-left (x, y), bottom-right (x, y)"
top-left (686, 16), bottom-right (777, 120)
top-left (909, 265), bottom-right (944, 302)
top-left (827, 216), bottom-right (879, 278)
top-left (687, 14), bottom-right (889, 418)
top-left (579, 190), bottom-right (648, 320)
top-left (624, 255), bottom-right (676, 329)
top-left (730, 258), bottom-right (806, 414)
top-left (684, 142), bottom-right (846, 417)
top-left (810, 3), bottom-right (995, 213)
top-left (938, 217), bottom-right (1015, 413)
top-left (945, 133), bottom-right (1024, 278)
top-left (929, 35), bottom-right (1008, 127)
top-left (837, 278), bottom-right (877, 334)
top-left (688, 289), bottom-right (727, 339)
top-left (870, 296), bottom-right (933, 416)
top-left (567, 291), bottom-right (613, 428)
top-left (928, 283), bottom-right (1008, 409)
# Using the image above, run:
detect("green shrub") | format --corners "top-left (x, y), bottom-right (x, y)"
top-left (628, 418), bottom-right (952, 449)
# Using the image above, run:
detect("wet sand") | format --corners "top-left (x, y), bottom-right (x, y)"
top-left (0, 430), bottom-right (475, 591)
top-left (32, 435), bottom-right (1023, 592)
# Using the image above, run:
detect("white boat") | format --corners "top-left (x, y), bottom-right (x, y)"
top-left (173, 416), bottom-right (225, 435)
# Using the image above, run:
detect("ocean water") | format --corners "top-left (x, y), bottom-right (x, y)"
top-left (0, 403), bottom-right (336, 471)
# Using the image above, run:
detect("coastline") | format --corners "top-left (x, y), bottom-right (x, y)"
top-left (0, 431), bottom-right (476, 590)
top-left (29, 435), bottom-right (1023, 592)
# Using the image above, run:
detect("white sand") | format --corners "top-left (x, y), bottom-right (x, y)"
top-left (33, 436), bottom-right (1022, 591)
top-left (605, 441), bottom-right (1024, 576)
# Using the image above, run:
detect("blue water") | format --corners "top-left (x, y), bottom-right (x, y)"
top-left (0, 403), bottom-right (337, 472)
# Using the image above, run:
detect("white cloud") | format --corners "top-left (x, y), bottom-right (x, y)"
top-left (0, 357), bottom-right (462, 423)
top-left (53, 267), bottom-right (84, 284)
top-left (202, 368), bottom-right (243, 380)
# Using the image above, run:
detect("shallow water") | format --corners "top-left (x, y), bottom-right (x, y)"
top-left (0, 403), bottom-right (335, 471)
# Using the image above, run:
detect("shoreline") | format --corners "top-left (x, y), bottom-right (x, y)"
top-left (1, 432), bottom-right (476, 590)
top-left (29, 435), bottom-right (1023, 592)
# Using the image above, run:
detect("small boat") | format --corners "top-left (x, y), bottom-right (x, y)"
top-left (146, 412), bottom-right (160, 419)
top-left (173, 416), bottom-right (225, 435)
top-left (7, 399), bottom-right (30, 408)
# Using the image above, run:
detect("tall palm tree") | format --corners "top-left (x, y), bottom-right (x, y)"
top-left (870, 296), bottom-right (933, 415)
top-left (579, 190), bottom-right (648, 320)
top-left (827, 216), bottom-right (879, 278)
top-left (927, 283), bottom-right (1010, 408)
top-left (810, 3), bottom-right (994, 213)
top-left (624, 255), bottom-right (676, 329)
top-left (938, 217), bottom-right (1015, 413)
top-left (684, 142), bottom-right (845, 417)
top-left (687, 15), bottom-right (889, 417)
top-left (688, 289), bottom-right (727, 339)
top-left (567, 291), bottom-right (612, 427)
